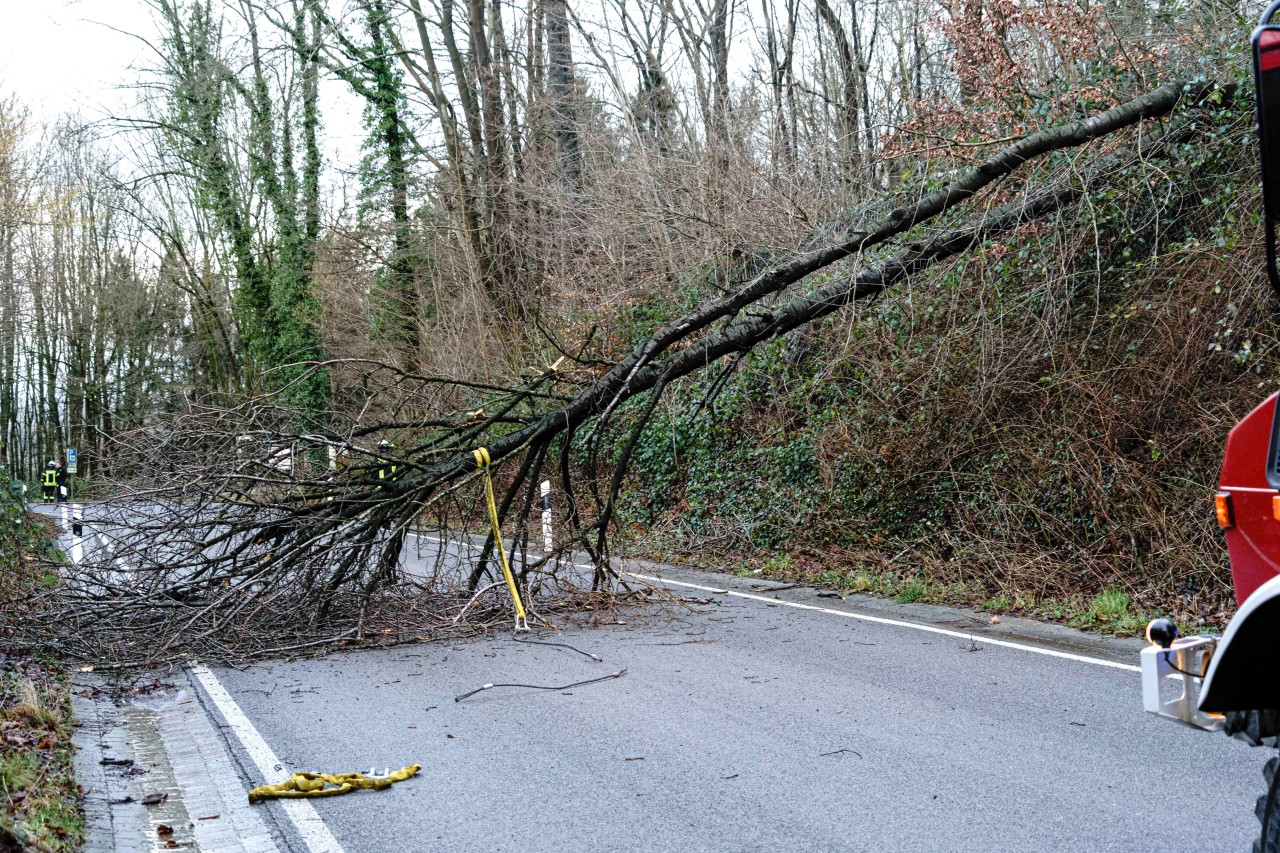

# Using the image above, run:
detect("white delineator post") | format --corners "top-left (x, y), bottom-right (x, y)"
top-left (60, 503), bottom-right (84, 565)
top-left (71, 504), bottom-right (83, 564)
top-left (540, 480), bottom-right (553, 554)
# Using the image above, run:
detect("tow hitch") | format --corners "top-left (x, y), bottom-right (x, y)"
top-left (1140, 618), bottom-right (1224, 730)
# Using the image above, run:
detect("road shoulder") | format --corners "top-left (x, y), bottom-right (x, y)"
top-left (618, 557), bottom-right (1145, 666)
top-left (71, 674), bottom-right (287, 853)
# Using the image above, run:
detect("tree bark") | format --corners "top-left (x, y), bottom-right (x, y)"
top-left (544, 0), bottom-right (582, 191)
top-left (814, 0), bottom-right (864, 180)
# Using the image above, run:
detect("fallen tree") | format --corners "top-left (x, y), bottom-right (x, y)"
top-left (9, 78), bottom-right (1236, 665)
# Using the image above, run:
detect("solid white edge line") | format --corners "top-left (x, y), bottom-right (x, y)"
top-left (189, 665), bottom-right (346, 853)
top-left (625, 572), bottom-right (1142, 673)
top-left (411, 532), bottom-right (1141, 673)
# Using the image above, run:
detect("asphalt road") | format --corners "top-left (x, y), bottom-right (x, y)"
top-left (44, 505), bottom-right (1269, 851)
top-left (204, 568), bottom-right (1265, 852)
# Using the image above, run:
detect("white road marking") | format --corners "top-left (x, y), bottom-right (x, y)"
top-left (96, 532), bottom-right (131, 574)
top-left (625, 572), bottom-right (1142, 673)
top-left (413, 532), bottom-right (1140, 674)
top-left (189, 665), bottom-right (346, 853)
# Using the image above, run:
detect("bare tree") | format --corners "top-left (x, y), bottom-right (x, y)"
top-left (8, 79), bottom-right (1223, 663)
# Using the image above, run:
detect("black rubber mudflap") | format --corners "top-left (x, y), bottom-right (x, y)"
top-left (1228, 710), bottom-right (1280, 747)
top-left (1256, 756), bottom-right (1280, 852)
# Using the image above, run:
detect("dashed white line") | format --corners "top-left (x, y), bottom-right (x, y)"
top-left (413, 531), bottom-right (1140, 673)
top-left (189, 665), bottom-right (346, 853)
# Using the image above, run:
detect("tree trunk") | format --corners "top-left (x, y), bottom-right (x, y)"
top-left (544, 0), bottom-right (582, 191)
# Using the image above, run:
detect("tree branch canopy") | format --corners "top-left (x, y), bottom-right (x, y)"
top-left (399, 79), bottom-right (1220, 490)
top-left (18, 76), bottom-right (1233, 665)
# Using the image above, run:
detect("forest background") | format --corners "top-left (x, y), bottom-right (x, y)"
top-left (0, 0), bottom-right (1268, 635)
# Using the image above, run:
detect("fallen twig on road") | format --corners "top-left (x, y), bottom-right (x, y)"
top-left (453, 669), bottom-right (627, 702)
top-left (511, 633), bottom-right (603, 662)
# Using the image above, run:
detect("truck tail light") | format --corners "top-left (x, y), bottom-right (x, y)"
top-left (1273, 494), bottom-right (1280, 522)
top-left (1216, 492), bottom-right (1235, 529)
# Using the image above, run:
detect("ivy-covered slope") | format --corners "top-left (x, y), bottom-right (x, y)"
top-left (607, 79), bottom-right (1267, 634)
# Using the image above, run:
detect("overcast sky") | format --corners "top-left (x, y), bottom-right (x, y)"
top-left (0, 0), bottom-right (368, 184)
top-left (0, 1), bottom-right (155, 120)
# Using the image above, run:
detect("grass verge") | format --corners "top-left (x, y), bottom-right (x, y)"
top-left (0, 655), bottom-right (82, 852)
top-left (0, 486), bottom-right (84, 852)
top-left (689, 544), bottom-right (1162, 638)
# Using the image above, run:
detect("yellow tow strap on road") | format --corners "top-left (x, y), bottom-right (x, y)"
top-left (472, 447), bottom-right (529, 632)
top-left (247, 764), bottom-right (421, 802)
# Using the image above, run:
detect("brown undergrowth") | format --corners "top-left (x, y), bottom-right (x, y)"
top-left (0, 491), bottom-right (82, 851)
top-left (609, 104), bottom-right (1270, 636)
top-left (0, 656), bottom-right (81, 853)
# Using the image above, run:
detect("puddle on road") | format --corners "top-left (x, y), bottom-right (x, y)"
top-left (121, 691), bottom-right (198, 851)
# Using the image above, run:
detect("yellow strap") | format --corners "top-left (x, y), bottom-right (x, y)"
top-left (248, 764), bottom-right (421, 803)
top-left (473, 447), bottom-right (528, 631)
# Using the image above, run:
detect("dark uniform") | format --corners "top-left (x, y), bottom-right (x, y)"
top-left (41, 462), bottom-right (58, 503)
top-left (55, 464), bottom-right (68, 503)
top-left (377, 441), bottom-right (398, 486)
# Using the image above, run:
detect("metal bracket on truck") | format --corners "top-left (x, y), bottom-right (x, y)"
top-left (1140, 626), bottom-right (1223, 730)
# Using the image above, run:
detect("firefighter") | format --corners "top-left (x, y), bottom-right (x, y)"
top-left (41, 460), bottom-right (58, 503)
top-left (55, 462), bottom-right (68, 503)
top-left (377, 440), bottom-right (398, 486)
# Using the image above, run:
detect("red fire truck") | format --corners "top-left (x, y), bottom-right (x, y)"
top-left (1141, 5), bottom-right (1280, 848)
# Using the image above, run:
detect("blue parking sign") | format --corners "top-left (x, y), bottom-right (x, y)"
top-left (67, 448), bottom-right (77, 474)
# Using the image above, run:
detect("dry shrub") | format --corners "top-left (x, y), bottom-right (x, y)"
top-left (825, 218), bottom-right (1265, 626)
top-left (614, 105), bottom-right (1269, 629)
top-left (314, 98), bottom-right (836, 392)
top-left (6, 679), bottom-right (62, 732)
